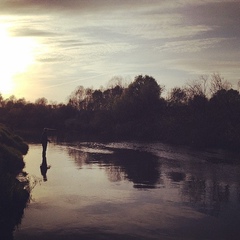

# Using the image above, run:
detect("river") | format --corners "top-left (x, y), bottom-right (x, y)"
top-left (14, 141), bottom-right (240, 240)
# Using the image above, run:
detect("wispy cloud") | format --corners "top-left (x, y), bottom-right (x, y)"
top-left (0, 0), bottom-right (165, 14)
top-left (10, 28), bottom-right (56, 37)
top-left (1, 0), bottom-right (239, 102)
top-left (157, 38), bottom-right (227, 53)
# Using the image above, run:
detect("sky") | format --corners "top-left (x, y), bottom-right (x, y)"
top-left (0, 0), bottom-right (239, 103)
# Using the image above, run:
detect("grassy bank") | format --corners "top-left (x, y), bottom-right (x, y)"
top-left (0, 124), bottom-right (30, 239)
top-left (0, 124), bottom-right (28, 174)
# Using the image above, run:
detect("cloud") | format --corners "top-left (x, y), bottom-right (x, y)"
top-left (36, 40), bottom-right (134, 64)
top-left (10, 28), bottom-right (56, 37)
top-left (2, 0), bottom-right (239, 41)
top-left (157, 38), bottom-right (228, 53)
top-left (162, 57), bottom-right (240, 79)
top-left (0, 0), bottom-right (165, 14)
top-left (2, 0), bottom-right (239, 102)
top-left (180, 1), bottom-right (240, 38)
top-left (1, 0), bottom-right (238, 22)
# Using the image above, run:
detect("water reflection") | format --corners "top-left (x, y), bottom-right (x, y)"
top-left (67, 146), bottom-right (161, 189)
top-left (14, 142), bottom-right (240, 240)
top-left (110, 149), bottom-right (161, 189)
top-left (168, 171), bottom-right (186, 182)
top-left (40, 156), bottom-right (51, 182)
top-left (181, 177), bottom-right (231, 217)
top-left (66, 142), bottom-right (240, 217)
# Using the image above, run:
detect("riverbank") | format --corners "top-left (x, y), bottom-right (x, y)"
top-left (0, 124), bottom-right (30, 240)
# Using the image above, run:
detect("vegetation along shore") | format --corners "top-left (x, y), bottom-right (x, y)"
top-left (0, 124), bottom-right (30, 240)
top-left (1, 73), bottom-right (240, 150)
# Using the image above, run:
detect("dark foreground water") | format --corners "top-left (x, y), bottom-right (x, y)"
top-left (13, 142), bottom-right (240, 240)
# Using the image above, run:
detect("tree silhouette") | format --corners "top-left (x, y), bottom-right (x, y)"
top-left (0, 73), bottom-right (240, 151)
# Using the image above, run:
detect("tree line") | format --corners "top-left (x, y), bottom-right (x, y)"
top-left (1, 73), bottom-right (240, 150)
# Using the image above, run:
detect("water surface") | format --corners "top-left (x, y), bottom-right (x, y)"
top-left (14, 142), bottom-right (240, 240)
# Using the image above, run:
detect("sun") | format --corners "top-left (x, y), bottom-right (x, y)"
top-left (0, 23), bottom-right (37, 96)
top-left (0, 80), bottom-right (14, 95)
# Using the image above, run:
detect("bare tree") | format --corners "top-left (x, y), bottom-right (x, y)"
top-left (185, 75), bottom-right (209, 100)
top-left (0, 94), bottom-right (3, 107)
top-left (209, 73), bottom-right (231, 96)
top-left (68, 86), bottom-right (85, 110)
top-left (237, 79), bottom-right (240, 92)
top-left (35, 97), bottom-right (48, 106)
top-left (107, 76), bottom-right (129, 90)
top-left (167, 87), bottom-right (188, 106)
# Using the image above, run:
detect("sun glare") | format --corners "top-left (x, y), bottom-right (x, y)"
top-left (0, 23), bottom-right (37, 96)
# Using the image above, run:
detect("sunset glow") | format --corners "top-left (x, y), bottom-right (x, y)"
top-left (0, 23), bottom-right (37, 96)
top-left (0, 0), bottom-right (239, 102)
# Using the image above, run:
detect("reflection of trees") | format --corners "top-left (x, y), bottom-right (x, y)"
top-left (111, 149), bottom-right (161, 189)
top-left (68, 147), bottom-right (161, 189)
top-left (67, 148), bottom-right (89, 168)
top-left (68, 144), bottom-right (160, 188)
top-left (168, 172), bottom-right (186, 182)
top-left (181, 176), bottom-right (230, 216)
top-left (182, 177), bottom-right (206, 204)
top-left (106, 165), bottom-right (124, 182)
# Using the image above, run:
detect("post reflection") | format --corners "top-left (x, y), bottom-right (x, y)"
top-left (40, 156), bottom-right (51, 182)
